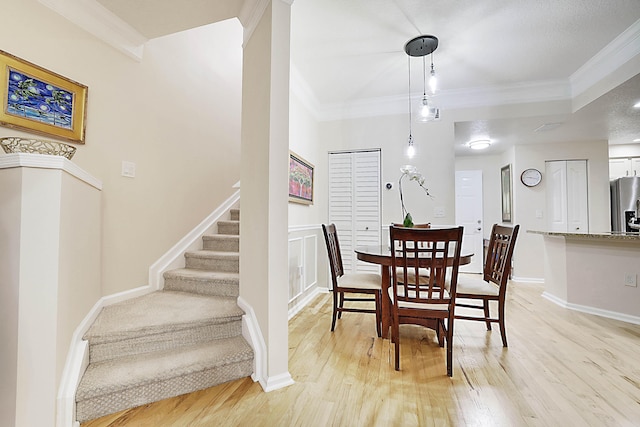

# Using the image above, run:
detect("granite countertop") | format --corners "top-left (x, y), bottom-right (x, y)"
top-left (528, 230), bottom-right (640, 241)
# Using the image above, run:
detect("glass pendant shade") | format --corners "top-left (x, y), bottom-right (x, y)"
top-left (429, 65), bottom-right (437, 93)
top-left (416, 97), bottom-right (439, 122)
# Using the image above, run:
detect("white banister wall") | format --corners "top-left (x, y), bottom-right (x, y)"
top-left (0, 154), bottom-right (102, 427)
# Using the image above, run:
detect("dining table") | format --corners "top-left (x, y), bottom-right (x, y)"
top-left (355, 244), bottom-right (474, 339)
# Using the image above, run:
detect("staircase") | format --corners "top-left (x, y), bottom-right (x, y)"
top-left (75, 208), bottom-right (253, 423)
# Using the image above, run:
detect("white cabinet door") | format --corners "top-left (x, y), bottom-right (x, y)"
top-left (632, 158), bottom-right (640, 177)
top-left (566, 160), bottom-right (589, 233)
top-left (328, 150), bottom-right (381, 273)
top-left (546, 160), bottom-right (588, 233)
top-left (609, 158), bottom-right (631, 179)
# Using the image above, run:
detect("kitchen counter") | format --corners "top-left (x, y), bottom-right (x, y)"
top-left (528, 230), bottom-right (640, 241)
top-left (529, 229), bottom-right (640, 324)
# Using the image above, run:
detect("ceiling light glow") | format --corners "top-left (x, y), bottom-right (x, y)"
top-left (467, 140), bottom-right (491, 150)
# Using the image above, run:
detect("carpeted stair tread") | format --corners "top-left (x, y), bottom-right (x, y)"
top-left (77, 336), bottom-right (253, 400)
top-left (84, 291), bottom-right (243, 343)
top-left (76, 337), bottom-right (254, 421)
top-left (185, 250), bottom-right (239, 259)
top-left (164, 268), bottom-right (239, 283)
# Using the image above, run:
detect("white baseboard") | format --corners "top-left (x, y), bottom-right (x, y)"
top-left (541, 292), bottom-right (640, 325)
top-left (237, 296), bottom-right (267, 387)
top-left (263, 372), bottom-right (295, 392)
top-left (148, 189), bottom-right (240, 290)
top-left (511, 275), bottom-right (544, 284)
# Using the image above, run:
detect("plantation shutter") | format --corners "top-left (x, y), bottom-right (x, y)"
top-left (328, 149), bottom-right (381, 273)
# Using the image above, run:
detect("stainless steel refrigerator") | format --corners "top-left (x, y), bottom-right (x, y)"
top-left (610, 177), bottom-right (640, 232)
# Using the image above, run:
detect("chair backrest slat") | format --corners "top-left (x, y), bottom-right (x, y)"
top-left (322, 224), bottom-right (344, 285)
top-left (483, 224), bottom-right (520, 289)
top-left (390, 226), bottom-right (464, 305)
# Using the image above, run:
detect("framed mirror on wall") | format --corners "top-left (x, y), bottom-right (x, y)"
top-left (501, 164), bottom-right (512, 223)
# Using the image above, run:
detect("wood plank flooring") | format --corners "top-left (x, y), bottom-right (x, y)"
top-left (82, 283), bottom-right (640, 427)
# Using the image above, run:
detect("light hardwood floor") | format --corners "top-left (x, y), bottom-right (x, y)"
top-left (82, 283), bottom-right (640, 427)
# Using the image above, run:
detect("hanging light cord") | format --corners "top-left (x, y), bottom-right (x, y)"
top-left (422, 55), bottom-right (427, 98)
top-left (407, 55), bottom-right (413, 143)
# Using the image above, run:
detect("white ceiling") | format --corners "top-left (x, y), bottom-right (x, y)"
top-left (89, 0), bottom-right (640, 156)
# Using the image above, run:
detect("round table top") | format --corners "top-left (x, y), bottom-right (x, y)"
top-left (355, 245), bottom-right (474, 267)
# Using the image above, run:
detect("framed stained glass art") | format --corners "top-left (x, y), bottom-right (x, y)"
top-left (0, 50), bottom-right (88, 144)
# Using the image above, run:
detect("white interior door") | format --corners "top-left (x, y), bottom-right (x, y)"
top-left (455, 170), bottom-right (483, 273)
top-left (328, 150), bottom-right (381, 273)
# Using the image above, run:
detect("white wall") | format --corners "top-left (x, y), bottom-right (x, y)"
top-left (0, 0), bottom-right (243, 296)
top-left (320, 114), bottom-right (457, 229)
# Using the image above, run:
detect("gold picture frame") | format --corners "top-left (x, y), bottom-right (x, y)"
top-left (0, 50), bottom-right (88, 144)
top-left (501, 164), bottom-right (512, 223)
top-left (289, 151), bottom-right (314, 205)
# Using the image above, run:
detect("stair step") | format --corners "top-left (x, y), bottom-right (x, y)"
top-left (76, 336), bottom-right (253, 423)
top-left (185, 250), bottom-right (239, 272)
top-left (230, 208), bottom-right (240, 221)
top-left (84, 291), bottom-right (243, 345)
top-left (218, 220), bottom-right (239, 235)
top-left (202, 234), bottom-right (239, 252)
top-left (164, 269), bottom-right (239, 297)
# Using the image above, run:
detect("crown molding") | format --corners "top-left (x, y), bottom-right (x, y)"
top-left (38, 0), bottom-right (147, 61)
top-left (299, 20), bottom-right (640, 122)
top-left (312, 79), bottom-right (572, 122)
top-left (570, 18), bottom-right (640, 97)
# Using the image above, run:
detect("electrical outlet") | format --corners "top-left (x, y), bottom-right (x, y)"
top-left (624, 273), bottom-right (637, 287)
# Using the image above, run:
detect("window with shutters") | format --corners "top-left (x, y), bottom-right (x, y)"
top-left (328, 150), bottom-right (381, 273)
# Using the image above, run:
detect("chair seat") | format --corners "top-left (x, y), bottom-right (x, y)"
top-left (338, 272), bottom-right (382, 290)
top-left (387, 286), bottom-right (450, 311)
top-left (456, 274), bottom-right (499, 296)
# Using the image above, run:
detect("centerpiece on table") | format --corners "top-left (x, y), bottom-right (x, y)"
top-left (398, 165), bottom-right (432, 227)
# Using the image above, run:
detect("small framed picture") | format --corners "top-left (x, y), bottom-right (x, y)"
top-left (289, 151), bottom-right (314, 205)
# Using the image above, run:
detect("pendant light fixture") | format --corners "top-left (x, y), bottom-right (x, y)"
top-left (404, 35), bottom-right (440, 123)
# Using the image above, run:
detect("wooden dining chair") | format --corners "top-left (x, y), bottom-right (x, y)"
top-left (389, 225), bottom-right (464, 376)
top-left (322, 224), bottom-right (382, 337)
top-left (454, 224), bottom-right (520, 347)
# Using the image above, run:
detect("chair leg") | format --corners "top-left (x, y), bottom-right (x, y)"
top-left (375, 291), bottom-right (382, 337)
top-left (483, 299), bottom-right (492, 330)
top-left (337, 292), bottom-right (344, 319)
top-left (446, 316), bottom-right (454, 377)
top-left (394, 317), bottom-right (400, 370)
top-left (498, 299), bottom-right (508, 347)
top-left (331, 291), bottom-right (339, 331)
top-left (437, 320), bottom-right (445, 347)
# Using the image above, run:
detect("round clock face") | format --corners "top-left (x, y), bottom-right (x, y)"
top-left (521, 168), bottom-right (542, 187)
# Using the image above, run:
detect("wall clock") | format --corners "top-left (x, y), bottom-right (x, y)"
top-left (520, 168), bottom-right (542, 187)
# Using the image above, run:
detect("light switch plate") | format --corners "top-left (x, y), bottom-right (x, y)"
top-left (433, 206), bottom-right (445, 218)
top-left (122, 161), bottom-right (136, 178)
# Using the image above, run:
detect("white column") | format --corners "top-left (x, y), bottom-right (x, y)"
top-left (240, 0), bottom-right (294, 389)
